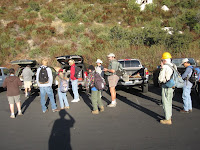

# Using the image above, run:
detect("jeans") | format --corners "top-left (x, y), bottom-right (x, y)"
top-left (182, 86), bottom-right (192, 111)
top-left (39, 86), bottom-right (57, 112)
top-left (58, 88), bottom-right (69, 108)
top-left (162, 85), bottom-right (174, 120)
top-left (71, 79), bottom-right (79, 100)
top-left (91, 90), bottom-right (103, 111)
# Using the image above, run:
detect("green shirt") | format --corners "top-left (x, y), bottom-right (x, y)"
top-left (106, 59), bottom-right (119, 76)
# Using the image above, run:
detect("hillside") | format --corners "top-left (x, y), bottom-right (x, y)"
top-left (0, 0), bottom-right (200, 71)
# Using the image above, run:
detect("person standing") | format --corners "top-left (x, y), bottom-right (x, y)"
top-left (3, 68), bottom-right (23, 118)
top-left (158, 52), bottom-right (176, 125)
top-left (87, 65), bottom-right (104, 114)
top-left (21, 65), bottom-right (34, 97)
top-left (68, 59), bottom-right (80, 102)
top-left (36, 59), bottom-right (59, 113)
top-left (180, 58), bottom-right (193, 113)
top-left (103, 53), bottom-right (119, 107)
top-left (55, 69), bottom-right (70, 110)
top-left (95, 59), bottom-right (104, 78)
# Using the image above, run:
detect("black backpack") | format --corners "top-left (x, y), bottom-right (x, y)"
top-left (74, 66), bottom-right (82, 79)
top-left (39, 67), bottom-right (49, 84)
top-left (188, 68), bottom-right (197, 83)
top-left (94, 72), bottom-right (106, 90)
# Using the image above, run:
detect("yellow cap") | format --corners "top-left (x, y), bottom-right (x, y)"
top-left (162, 52), bottom-right (172, 59)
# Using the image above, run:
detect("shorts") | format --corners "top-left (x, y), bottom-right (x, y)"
top-left (8, 95), bottom-right (21, 104)
top-left (108, 75), bottom-right (119, 87)
top-left (24, 81), bottom-right (32, 88)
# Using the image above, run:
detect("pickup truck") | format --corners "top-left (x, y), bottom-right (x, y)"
top-left (117, 59), bottom-right (149, 93)
top-left (153, 58), bottom-right (199, 90)
top-left (0, 67), bottom-right (9, 89)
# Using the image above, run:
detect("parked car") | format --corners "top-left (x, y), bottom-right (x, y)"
top-left (115, 59), bottom-right (149, 93)
top-left (10, 60), bottom-right (57, 91)
top-left (56, 55), bottom-right (88, 90)
top-left (0, 67), bottom-right (9, 88)
top-left (153, 58), bottom-right (199, 88)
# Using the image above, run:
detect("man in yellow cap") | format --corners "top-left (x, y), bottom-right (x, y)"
top-left (158, 52), bottom-right (177, 125)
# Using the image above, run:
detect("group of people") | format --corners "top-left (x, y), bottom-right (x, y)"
top-left (2, 53), bottom-right (121, 118)
top-left (3, 52), bottom-right (199, 124)
top-left (158, 52), bottom-right (199, 125)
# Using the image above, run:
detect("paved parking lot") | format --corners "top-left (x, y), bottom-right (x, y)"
top-left (0, 84), bottom-right (200, 150)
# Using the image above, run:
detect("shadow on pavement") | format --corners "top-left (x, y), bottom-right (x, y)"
top-left (49, 109), bottom-right (75, 150)
top-left (80, 91), bottom-right (93, 110)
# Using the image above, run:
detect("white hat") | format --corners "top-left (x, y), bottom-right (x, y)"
top-left (107, 53), bottom-right (115, 57)
top-left (181, 58), bottom-right (189, 64)
top-left (96, 59), bottom-right (103, 64)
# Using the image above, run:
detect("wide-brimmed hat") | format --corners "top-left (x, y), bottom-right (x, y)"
top-left (107, 53), bottom-right (115, 57)
top-left (96, 59), bottom-right (103, 64)
top-left (181, 58), bottom-right (189, 65)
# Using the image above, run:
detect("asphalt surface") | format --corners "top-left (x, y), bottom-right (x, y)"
top-left (0, 84), bottom-right (200, 150)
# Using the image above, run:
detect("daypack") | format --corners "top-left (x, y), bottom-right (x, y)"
top-left (115, 62), bottom-right (125, 76)
top-left (59, 78), bottom-right (69, 93)
top-left (188, 67), bottom-right (197, 83)
top-left (165, 64), bottom-right (184, 88)
top-left (39, 67), bottom-right (49, 84)
top-left (74, 66), bottom-right (82, 79)
top-left (94, 72), bottom-right (106, 90)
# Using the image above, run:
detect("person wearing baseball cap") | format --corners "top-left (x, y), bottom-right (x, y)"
top-left (103, 53), bottom-right (119, 107)
top-left (180, 58), bottom-right (193, 113)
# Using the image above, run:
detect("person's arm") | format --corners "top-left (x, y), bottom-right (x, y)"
top-left (2, 78), bottom-right (7, 88)
top-left (36, 68), bottom-right (40, 86)
top-left (70, 66), bottom-right (76, 80)
top-left (182, 67), bottom-right (192, 80)
top-left (17, 77), bottom-right (22, 86)
top-left (47, 68), bottom-right (53, 85)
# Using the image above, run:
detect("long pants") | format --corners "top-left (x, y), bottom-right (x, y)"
top-left (71, 79), bottom-right (79, 100)
top-left (182, 86), bottom-right (192, 111)
top-left (57, 88), bottom-right (69, 108)
top-left (91, 90), bottom-right (103, 111)
top-left (162, 86), bottom-right (174, 120)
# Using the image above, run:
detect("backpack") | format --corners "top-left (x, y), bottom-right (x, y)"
top-left (188, 67), bottom-right (197, 83)
top-left (94, 72), bottom-right (106, 90)
top-left (39, 67), bottom-right (49, 84)
top-left (165, 64), bottom-right (184, 88)
top-left (59, 78), bottom-right (69, 93)
top-left (74, 66), bottom-right (82, 79)
top-left (115, 62), bottom-right (125, 76)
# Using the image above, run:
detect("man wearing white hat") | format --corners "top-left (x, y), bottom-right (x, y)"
top-left (95, 59), bottom-right (104, 78)
top-left (104, 53), bottom-right (119, 107)
top-left (180, 58), bottom-right (193, 113)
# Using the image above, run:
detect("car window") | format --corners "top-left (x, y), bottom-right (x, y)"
top-left (3, 69), bottom-right (9, 75)
top-left (0, 69), bottom-right (2, 76)
top-left (119, 60), bottom-right (140, 67)
top-left (172, 58), bottom-right (196, 66)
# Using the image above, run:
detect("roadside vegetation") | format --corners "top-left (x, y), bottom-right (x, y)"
top-left (0, 0), bottom-right (200, 71)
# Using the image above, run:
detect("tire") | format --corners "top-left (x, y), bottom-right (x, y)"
top-left (142, 83), bottom-right (148, 93)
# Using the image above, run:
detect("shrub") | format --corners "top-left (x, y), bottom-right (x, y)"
top-left (29, 48), bottom-right (41, 58)
top-left (194, 23), bottom-right (200, 34)
top-left (27, 1), bottom-right (40, 12)
top-left (127, 0), bottom-right (140, 11)
top-left (58, 7), bottom-right (78, 22)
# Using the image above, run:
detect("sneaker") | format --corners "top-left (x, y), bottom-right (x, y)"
top-left (43, 109), bottom-right (48, 113)
top-left (92, 110), bottom-right (99, 115)
top-left (18, 112), bottom-right (23, 116)
top-left (71, 99), bottom-right (80, 102)
top-left (180, 110), bottom-right (189, 113)
top-left (52, 108), bottom-right (60, 112)
top-left (160, 119), bottom-right (172, 125)
top-left (65, 106), bottom-right (70, 109)
top-left (10, 115), bottom-right (15, 119)
top-left (107, 103), bottom-right (116, 107)
top-left (189, 109), bottom-right (192, 113)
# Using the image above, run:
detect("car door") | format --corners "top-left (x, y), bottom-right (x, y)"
top-left (0, 68), bottom-right (9, 87)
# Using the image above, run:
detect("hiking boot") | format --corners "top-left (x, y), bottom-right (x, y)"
top-left (18, 112), bottom-right (23, 116)
top-left (10, 115), bottom-right (15, 119)
top-left (160, 119), bottom-right (172, 125)
top-left (107, 103), bottom-right (116, 107)
top-left (52, 108), bottom-right (60, 112)
top-left (92, 110), bottom-right (99, 115)
top-left (180, 110), bottom-right (189, 113)
top-left (100, 106), bottom-right (104, 112)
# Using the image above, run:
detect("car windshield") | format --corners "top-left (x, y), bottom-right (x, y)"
top-left (172, 58), bottom-right (196, 66)
top-left (119, 60), bottom-right (140, 68)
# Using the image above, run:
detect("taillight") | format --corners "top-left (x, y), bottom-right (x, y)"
top-left (84, 71), bottom-right (88, 78)
top-left (145, 69), bottom-right (149, 75)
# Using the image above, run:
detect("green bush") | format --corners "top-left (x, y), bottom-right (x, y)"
top-left (58, 7), bottom-right (78, 22)
top-left (29, 48), bottom-right (41, 58)
top-left (194, 23), bottom-right (200, 34)
top-left (27, 1), bottom-right (40, 12)
top-left (127, 0), bottom-right (140, 11)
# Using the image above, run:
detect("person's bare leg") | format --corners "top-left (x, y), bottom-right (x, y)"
top-left (110, 87), bottom-right (116, 101)
top-left (10, 104), bottom-right (14, 114)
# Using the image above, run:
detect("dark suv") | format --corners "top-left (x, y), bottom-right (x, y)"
top-left (56, 55), bottom-right (88, 90)
top-left (10, 60), bottom-right (57, 90)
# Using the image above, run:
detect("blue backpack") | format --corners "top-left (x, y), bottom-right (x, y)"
top-left (165, 64), bottom-right (184, 88)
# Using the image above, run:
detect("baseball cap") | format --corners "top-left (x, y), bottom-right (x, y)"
top-left (181, 58), bottom-right (189, 65)
top-left (96, 59), bottom-right (103, 64)
top-left (107, 53), bottom-right (115, 57)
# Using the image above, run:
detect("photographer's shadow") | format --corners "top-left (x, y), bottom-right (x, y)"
top-left (49, 110), bottom-right (75, 150)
